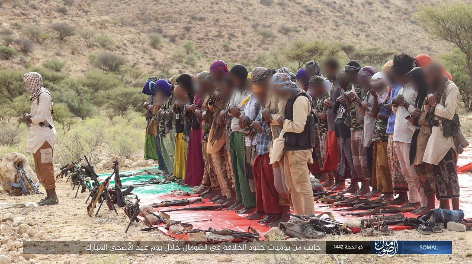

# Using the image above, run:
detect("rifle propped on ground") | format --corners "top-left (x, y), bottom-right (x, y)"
top-left (85, 156), bottom-right (117, 216)
top-left (10, 161), bottom-right (41, 194)
top-left (124, 196), bottom-right (152, 233)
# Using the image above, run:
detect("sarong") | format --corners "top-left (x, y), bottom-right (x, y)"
top-left (253, 153), bottom-right (281, 214)
top-left (336, 137), bottom-right (356, 181)
top-left (184, 129), bottom-right (204, 186)
top-left (387, 134), bottom-right (408, 192)
top-left (230, 131), bottom-right (255, 208)
top-left (160, 132), bottom-right (174, 174)
top-left (173, 132), bottom-right (187, 179)
top-left (351, 130), bottom-right (370, 182)
top-left (433, 149), bottom-right (460, 199)
top-left (322, 130), bottom-right (338, 172)
top-left (210, 147), bottom-right (233, 198)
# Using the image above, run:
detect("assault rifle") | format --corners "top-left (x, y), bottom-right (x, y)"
top-left (56, 163), bottom-right (74, 179)
top-left (124, 196), bottom-right (152, 233)
top-left (151, 197), bottom-right (203, 208)
top-left (334, 201), bottom-right (388, 212)
top-left (113, 161), bottom-right (125, 207)
top-left (85, 156), bottom-right (117, 216)
top-left (289, 214), bottom-right (351, 235)
top-left (10, 161), bottom-right (41, 194)
top-left (361, 214), bottom-right (405, 228)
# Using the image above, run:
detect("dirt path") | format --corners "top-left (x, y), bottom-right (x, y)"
top-left (1, 176), bottom-right (472, 264)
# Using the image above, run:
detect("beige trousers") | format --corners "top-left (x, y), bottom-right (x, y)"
top-left (284, 149), bottom-right (314, 216)
top-left (394, 141), bottom-right (426, 206)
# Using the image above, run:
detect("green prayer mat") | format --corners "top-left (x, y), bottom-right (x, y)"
top-left (97, 167), bottom-right (191, 197)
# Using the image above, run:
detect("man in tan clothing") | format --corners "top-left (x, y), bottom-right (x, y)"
top-left (270, 73), bottom-right (315, 216)
top-left (23, 72), bottom-right (57, 205)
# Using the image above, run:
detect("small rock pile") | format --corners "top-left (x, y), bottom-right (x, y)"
top-left (1, 212), bottom-right (48, 264)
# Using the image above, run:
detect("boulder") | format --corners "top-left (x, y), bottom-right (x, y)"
top-left (0, 255), bottom-right (11, 264)
top-left (2, 213), bottom-right (14, 222)
top-left (18, 224), bottom-right (29, 235)
top-left (264, 227), bottom-right (286, 241)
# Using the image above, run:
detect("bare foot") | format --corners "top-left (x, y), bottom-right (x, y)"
top-left (247, 212), bottom-right (265, 220)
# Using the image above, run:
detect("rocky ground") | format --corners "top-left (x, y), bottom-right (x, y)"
top-left (1, 173), bottom-right (472, 264)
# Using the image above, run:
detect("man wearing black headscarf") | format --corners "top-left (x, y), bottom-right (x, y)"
top-left (226, 65), bottom-right (256, 213)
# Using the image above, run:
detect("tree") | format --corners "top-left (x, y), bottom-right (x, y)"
top-left (351, 47), bottom-right (394, 66)
top-left (50, 22), bottom-right (76, 41)
top-left (339, 43), bottom-right (356, 59)
top-left (283, 39), bottom-right (340, 70)
top-left (441, 49), bottom-right (472, 110)
top-left (0, 69), bottom-right (24, 102)
top-left (418, 3), bottom-right (472, 106)
top-left (52, 102), bottom-right (75, 133)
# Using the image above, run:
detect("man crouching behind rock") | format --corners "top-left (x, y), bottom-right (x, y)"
top-left (23, 72), bottom-right (58, 206)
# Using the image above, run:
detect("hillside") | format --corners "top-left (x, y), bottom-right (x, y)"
top-left (0, 0), bottom-right (466, 77)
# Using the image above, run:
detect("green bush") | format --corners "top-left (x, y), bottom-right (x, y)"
top-left (22, 26), bottom-right (48, 44)
top-left (183, 40), bottom-right (195, 54)
top-left (0, 45), bottom-right (15, 59)
top-left (29, 67), bottom-right (68, 86)
top-left (93, 52), bottom-right (127, 72)
top-left (54, 80), bottom-right (94, 118)
top-left (148, 33), bottom-right (161, 49)
top-left (42, 59), bottom-right (66, 72)
top-left (15, 38), bottom-right (33, 54)
top-left (185, 55), bottom-right (197, 66)
top-left (52, 102), bottom-right (75, 132)
top-left (257, 29), bottom-right (275, 39)
top-left (106, 86), bottom-right (145, 115)
top-left (78, 70), bottom-right (121, 92)
top-left (95, 35), bottom-right (115, 50)
top-left (0, 69), bottom-right (24, 102)
top-left (2, 35), bottom-right (15, 47)
top-left (80, 29), bottom-right (95, 48)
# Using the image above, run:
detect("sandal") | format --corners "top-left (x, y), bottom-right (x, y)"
top-left (38, 197), bottom-right (58, 206)
top-left (417, 224), bottom-right (432, 235)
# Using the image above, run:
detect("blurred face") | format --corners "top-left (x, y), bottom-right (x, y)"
top-left (346, 71), bottom-right (358, 83)
top-left (174, 84), bottom-right (189, 103)
top-left (394, 73), bottom-right (409, 86)
top-left (253, 85), bottom-right (268, 105)
top-left (385, 70), bottom-right (396, 85)
top-left (305, 67), bottom-right (316, 78)
top-left (210, 70), bottom-right (225, 83)
top-left (229, 73), bottom-right (244, 88)
top-left (309, 83), bottom-right (326, 98)
top-left (219, 78), bottom-right (234, 100)
top-left (358, 77), bottom-right (372, 90)
top-left (277, 89), bottom-right (292, 99)
top-left (338, 76), bottom-right (349, 89)
top-left (371, 79), bottom-right (387, 93)
top-left (323, 66), bottom-right (337, 79)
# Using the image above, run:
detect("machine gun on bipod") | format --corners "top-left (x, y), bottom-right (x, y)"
top-left (9, 161), bottom-right (41, 195)
top-left (85, 156), bottom-right (117, 216)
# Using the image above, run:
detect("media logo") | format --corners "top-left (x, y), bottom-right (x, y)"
top-left (374, 236), bottom-right (398, 257)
